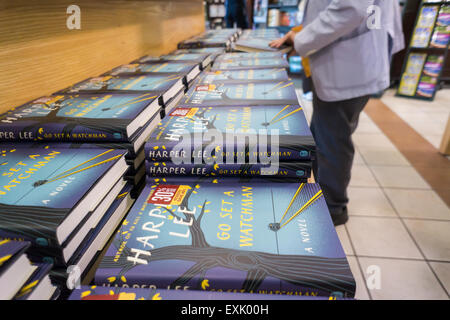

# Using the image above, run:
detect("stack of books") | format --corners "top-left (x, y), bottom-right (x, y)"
top-left (234, 29), bottom-right (291, 54)
top-left (0, 240), bottom-right (58, 300)
top-left (0, 50), bottom-right (211, 297)
top-left (87, 32), bottom-right (355, 299)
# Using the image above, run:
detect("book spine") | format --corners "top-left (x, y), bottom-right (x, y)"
top-left (0, 229), bottom-right (66, 267)
top-left (145, 161), bottom-right (311, 179)
top-left (0, 126), bottom-right (129, 143)
top-left (146, 142), bottom-right (313, 162)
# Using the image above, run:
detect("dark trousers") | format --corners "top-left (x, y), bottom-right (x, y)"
top-left (310, 90), bottom-right (370, 215)
top-left (225, 3), bottom-right (248, 29)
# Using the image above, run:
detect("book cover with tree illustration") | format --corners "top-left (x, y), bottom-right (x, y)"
top-left (197, 69), bottom-right (289, 83)
top-left (178, 81), bottom-right (299, 107)
top-left (0, 93), bottom-right (160, 142)
top-left (95, 181), bottom-right (355, 298)
top-left (212, 58), bottom-right (289, 70)
top-left (145, 105), bottom-right (314, 162)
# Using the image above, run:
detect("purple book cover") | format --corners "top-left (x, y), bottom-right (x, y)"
top-left (14, 262), bottom-right (54, 300)
top-left (0, 240), bottom-right (30, 276)
top-left (94, 181), bottom-right (355, 298)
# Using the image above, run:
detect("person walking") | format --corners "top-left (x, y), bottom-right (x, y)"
top-left (225, 0), bottom-right (249, 29)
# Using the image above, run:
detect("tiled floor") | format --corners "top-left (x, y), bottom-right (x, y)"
top-left (296, 88), bottom-right (450, 300)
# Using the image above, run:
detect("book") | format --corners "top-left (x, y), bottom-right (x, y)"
top-left (0, 147), bottom-right (128, 265)
top-left (215, 52), bottom-right (284, 62)
top-left (0, 240), bottom-right (36, 300)
top-left (58, 74), bottom-right (185, 106)
top-left (233, 38), bottom-right (291, 54)
top-left (0, 93), bottom-right (162, 143)
top-left (422, 54), bottom-right (445, 77)
top-left (212, 58), bottom-right (290, 71)
top-left (145, 105), bottom-right (314, 163)
top-left (105, 62), bottom-right (201, 84)
top-left (196, 69), bottom-right (290, 84)
top-left (145, 161), bottom-right (311, 179)
top-left (178, 81), bottom-right (299, 107)
top-left (94, 181), bottom-right (355, 297)
top-left (14, 262), bottom-right (58, 300)
top-left (69, 285), bottom-right (349, 300)
top-left (135, 53), bottom-right (213, 71)
top-left (54, 184), bottom-right (135, 286)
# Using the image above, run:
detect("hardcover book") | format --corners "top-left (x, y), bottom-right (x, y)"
top-left (0, 240), bottom-right (36, 300)
top-left (106, 62), bottom-right (200, 83)
top-left (135, 53), bottom-right (212, 70)
top-left (94, 181), bottom-right (355, 298)
top-left (0, 147), bottom-right (128, 265)
top-left (14, 262), bottom-right (58, 300)
top-left (212, 58), bottom-right (290, 71)
top-left (196, 69), bottom-right (290, 83)
top-left (145, 105), bottom-right (314, 162)
top-left (58, 74), bottom-right (185, 106)
top-left (178, 81), bottom-right (299, 107)
top-left (69, 285), bottom-right (347, 300)
top-left (146, 161), bottom-right (311, 179)
top-left (215, 52), bottom-right (284, 62)
top-left (234, 38), bottom-right (291, 54)
top-left (0, 93), bottom-right (162, 143)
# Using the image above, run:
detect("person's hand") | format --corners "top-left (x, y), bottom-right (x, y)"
top-left (269, 35), bottom-right (288, 48)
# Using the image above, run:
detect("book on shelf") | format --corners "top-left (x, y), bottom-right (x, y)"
top-left (14, 262), bottom-right (59, 300)
top-left (214, 51), bottom-right (285, 62)
top-left (69, 285), bottom-right (350, 300)
top-left (0, 240), bottom-right (36, 300)
top-left (233, 37), bottom-right (291, 54)
top-left (58, 74), bottom-right (185, 106)
top-left (105, 62), bottom-right (201, 84)
top-left (145, 105), bottom-right (314, 163)
top-left (196, 69), bottom-right (290, 83)
top-left (94, 181), bottom-right (355, 298)
top-left (211, 58), bottom-right (290, 71)
top-left (0, 147), bottom-right (128, 266)
top-left (178, 81), bottom-right (299, 107)
top-left (145, 161), bottom-right (311, 180)
top-left (134, 53), bottom-right (213, 71)
top-left (0, 93), bottom-right (162, 145)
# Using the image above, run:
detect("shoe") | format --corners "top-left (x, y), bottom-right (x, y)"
top-left (331, 207), bottom-right (349, 226)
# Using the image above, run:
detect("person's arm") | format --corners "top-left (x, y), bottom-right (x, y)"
top-left (269, 25), bottom-right (302, 48)
top-left (294, 0), bottom-right (373, 57)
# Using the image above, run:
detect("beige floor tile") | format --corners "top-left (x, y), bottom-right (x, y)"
top-left (370, 166), bottom-right (431, 189)
top-left (430, 262), bottom-right (450, 296)
top-left (352, 133), bottom-right (397, 150)
top-left (385, 189), bottom-right (450, 220)
top-left (347, 256), bottom-right (370, 300)
top-left (358, 257), bottom-right (448, 300)
top-left (350, 165), bottom-right (379, 187)
top-left (335, 225), bottom-right (354, 256)
top-left (353, 150), bottom-right (365, 165)
top-left (354, 121), bottom-right (382, 134)
top-left (346, 216), bottom-right (422, 259)
top-left (348, 187), bottom-right (396, 217)
top-left (358, 147), bottom-right (410, 166)
top-left (404, 220), bottom-right (450, 262)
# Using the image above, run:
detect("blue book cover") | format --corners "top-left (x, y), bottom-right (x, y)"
top-left (58, 74), bottom-right (184, 105)
top-left (0, 147), bottom-right (127, 264)
top-left (106, 62), bottom-right (199, 76)
top-left (145, 105), bottom-right (314, 162)
top-left (172, 48), bottom-right (226, 55)
top-left (215, 52), bottom-right (284, 61)
top-left (178, 81), bottom-right (299, 107)
top-left (136, 53), bottom-right (211, 65)
top-left (0, 240), bottom-right (30, 275)
top-left (145, 161), bottom-right (311, 179)
top-left (197, 69), bottom-right (289, 83)
top-left (212, 58), bottom-right (290, 71)
top-left (0, 93), bottom-right (161, 143)
top-left (69, 285), bottom-right (347, 300)
top-left (94, 181), bottom-right (355, 298)
top-left (14, 262), bottom-right (55, 300)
